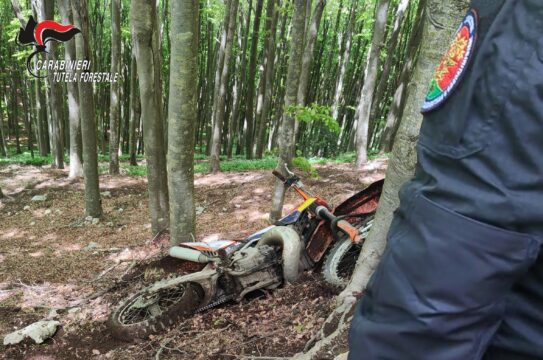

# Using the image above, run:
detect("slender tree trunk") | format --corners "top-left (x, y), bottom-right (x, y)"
top-left (11, 0), bottom-right (25, 26)
top-left (354, 0), bottom-right (390, 168)
top-left (244, 0), bottom-right (264, 159)
top-left (128, 53), bottom-right (141, 166)
top-left (167, 0), bottom-right (199, 245)
top-left (297, 0), bottom-right (325, 106)
top-left (380, 0), bottom-right (425, 152)
top-left (22, 78), bottom-right (34, 156)
top-left (12, 74), bottom-right (21, 155)
top-left (234, 0), bottom-right (252, 156)
top-left (71, 0), bottom-right (102, 218)
top-left (131, 0), bottom-right (169, 234)
top-left (37, 0), bottom-right (64, 169)
top-left (255, 0), bottom-right (279, 159)
top-left (59, 0), bottom-right (83, 178)
top-left (109, 0), bottom-right (121, 174)
top-left (270, 0), bottom-right (307, 222)
top-left (0, 89), bottom-right (7, 158)
top-left (227, 12), bottom-right (244, 159)
top-left (369, 0), bottom-right (409, 125)
top-left (331, 0), bottom-right (357, 122)
top-left (209, 0), bottom-right (239, 173)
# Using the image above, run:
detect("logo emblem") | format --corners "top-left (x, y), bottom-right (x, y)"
top-left (421, 10), bottom-right (478, 113)
top-left (16, 16), bottom-right (80, 78)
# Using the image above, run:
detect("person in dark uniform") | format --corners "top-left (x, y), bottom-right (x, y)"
top-left (348, 0), bottom-right (543, 359)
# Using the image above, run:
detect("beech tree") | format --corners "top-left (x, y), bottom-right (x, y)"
top-left (244, 0), bottom-right (264, 159)
top-left (109, 0), bottom-right (121, 175)
top-left (270, 0), bottom-right (307, 222)
top-left (167, 0), bottom-right (199, 245)
top-left (131, 0), bottom-right (169, 234)
top-left (354, 0), bottom-right (390, 168)
top-left (36, 0), bottom-right (64, 169)
top-left (58, 0), bottom-right (82, 179)
top-left (209, 0), bottom-right (239, 173)
top-left (71, 0), bottom-right (102, 218)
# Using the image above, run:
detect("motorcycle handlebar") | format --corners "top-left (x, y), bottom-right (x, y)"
top-left (316, 206), bottom-right (361, 243)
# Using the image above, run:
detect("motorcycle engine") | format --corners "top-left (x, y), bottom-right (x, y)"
top-left (227, 245), bottom-right (282, 299)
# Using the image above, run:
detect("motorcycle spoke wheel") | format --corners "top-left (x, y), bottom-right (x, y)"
top-left (109, 281), bottom-right (203, 341)
top-left (322, 215), bottom-right (374, 289)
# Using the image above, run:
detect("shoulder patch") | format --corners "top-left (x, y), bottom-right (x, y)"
top-left (421, 9), bottom-right (479, 113)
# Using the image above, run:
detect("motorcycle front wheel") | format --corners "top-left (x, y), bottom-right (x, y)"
top-left (322, 215), bottom-right (374, 288)
top-left (109, 280), bottom-right (203, 341)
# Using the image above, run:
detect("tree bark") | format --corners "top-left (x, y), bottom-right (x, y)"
top-left (128, 52), bottom-right (141, 166)
top-left (71, 0), bottom-right (102, 218)
top-left (0, 89), bottom-right (8, 158)
top-left (297, 0), bottom-right (325, 106)
top-left (109, 0), bottom-right (121, 174)
top-left (36, 0), bottom-right (65, 169)
top-left (380, 0), bottom-right (425, 152)
top-left (369, 0), bottom-right (409, 127)
top-left (354, 0), bottom-right (390, 168)
top-left (244, 0), bottom-right (264, 159)
top-left (269, 0), bottom-right (307, 222)
top-left (167, 0), bottom-right (199, 245)
top-left (255, 0), bottom-right (279, 159)
top-left (331, 0), bottom-right (357, 123)
top-left (131, 0), bottom-right (170, 234)
top-left (59, 0), bottom-right (83, 178)
top-left (209, 0), bottom-right (239, 173)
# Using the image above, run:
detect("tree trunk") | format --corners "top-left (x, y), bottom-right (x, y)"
top-left (226, 12), bottom-right (244, 159)
top-left (128, 53), bottom-right (141, 166)
top-left (209, 0), bottom-right (239, 173)
top-left (255, 0), bottom-right (279, 159)
top-left (37, 0), bottom-right (64, 169)
top-left (294, 1), bottom-right (470, 358)
top-left (59, 0), bottom-right (83, 178)
top-left (244, 0), bottom-right (264, 159)
top-left (297, 0), bottom-right (325, 106)
top-left (71, 0), bottom-right (102, 218)
top-left (369, 0), bottom-right (409, 126)
top-left (167, 0), bottom-right (199, 245)
top-left (380, 0), bottom-right (425, 152)
top-left (131, 0), bottom-right (169, 234)
top-left (0, 89), bottom-right (7, 158)
top-left (331, 0), bottom-right (357, 123)
top-left (109, 0), bottom-right (121, 174)
top-left (354, 0), bottom-right (390, 168)
top-left (269, 0), bottom-right (307, 222)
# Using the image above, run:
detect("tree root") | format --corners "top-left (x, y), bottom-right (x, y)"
top-left (293, 296), bottom-right (357, 360)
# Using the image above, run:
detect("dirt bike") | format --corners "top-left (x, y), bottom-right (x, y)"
top-left (109, 166), bottom-right (382, 341)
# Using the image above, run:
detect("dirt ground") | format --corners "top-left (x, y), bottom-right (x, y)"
top-left (0, 159), bottom-right (386, 360)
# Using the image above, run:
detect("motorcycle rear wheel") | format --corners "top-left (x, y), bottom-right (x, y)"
top-left (109, 280), bottom-right (203, 341)
top-left (322, 215), bottom-right (374, 288)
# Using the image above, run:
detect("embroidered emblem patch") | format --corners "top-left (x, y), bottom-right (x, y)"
top-left (421, 9), bottom-right (478, 113)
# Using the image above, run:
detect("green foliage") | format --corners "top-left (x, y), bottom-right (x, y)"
top-left (292, 156), bottom-right (318, 178)
top-left (125, 165), bottom-right (147, 176)
top-left (285, 103), bottom-right (339, 133)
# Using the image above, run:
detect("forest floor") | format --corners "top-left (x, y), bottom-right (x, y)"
top-left (0, 159), bottom-right (387, 360)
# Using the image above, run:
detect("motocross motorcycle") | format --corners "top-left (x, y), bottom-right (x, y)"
top-left (109, 166), bottom-right (382, 341)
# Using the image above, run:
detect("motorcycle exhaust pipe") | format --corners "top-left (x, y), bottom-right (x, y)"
top-left (169, 246), bottom-right (211, 263)
top-left (257, 227), bottom-right (302, 283)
